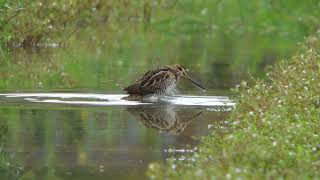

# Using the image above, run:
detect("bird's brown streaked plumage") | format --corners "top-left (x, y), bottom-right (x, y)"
top-left (123, 64), bottom-right (206, 100)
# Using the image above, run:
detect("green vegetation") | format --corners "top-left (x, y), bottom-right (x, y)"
top-left (1, 1), bottom-right (320, 91)
top-left (148, 35), bottom-right (320, 179)
top-left (1, 0), bottom-right (320, 47)
top-left (1, 1), bottom-right (320, 179)
top-left (0, 0), bottom-right (111, 47)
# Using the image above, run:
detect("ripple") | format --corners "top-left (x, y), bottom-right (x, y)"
top-left (162, 95), bottom-right (235, 106)
top-left (0, 93), bottom-right (234, 107)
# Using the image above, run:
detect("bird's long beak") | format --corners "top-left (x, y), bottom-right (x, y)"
top-left (184, 74), bottom-right (207, 92)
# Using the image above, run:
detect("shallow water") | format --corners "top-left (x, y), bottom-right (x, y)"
top-left (0, 93), bottom-right (234, 106)
top-left (0, 5), bottom-right (290, 178)
top-left (0, 92), bottom-right (233, 179)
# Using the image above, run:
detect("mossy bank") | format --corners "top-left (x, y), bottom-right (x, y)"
top-left (148, 36), bottom-right (320, 179)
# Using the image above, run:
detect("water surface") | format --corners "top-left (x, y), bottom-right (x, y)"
top-left (0, 4), bottom-right (295, 178)
top-left (0, 92), bottom-right (233, 179)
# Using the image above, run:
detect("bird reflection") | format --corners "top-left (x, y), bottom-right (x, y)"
top-left (126, 106), bottom-right (203, 135)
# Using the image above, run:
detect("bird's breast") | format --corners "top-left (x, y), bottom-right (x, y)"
top-left (160, 78), bottom-right (177, 95)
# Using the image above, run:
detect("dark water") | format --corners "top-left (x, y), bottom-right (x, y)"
top-left (0, 93), bottom-right (233, 179)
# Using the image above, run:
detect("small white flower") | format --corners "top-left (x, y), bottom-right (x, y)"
top-left (235, 168), bottom-right (242, 173)
top-left (201, 8), bottom-right (208, 15)
top-left (272, 141), bottom-right (277, 146)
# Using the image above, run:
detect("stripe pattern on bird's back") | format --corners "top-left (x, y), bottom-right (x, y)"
top-left (124, 66), bottom-right (177, 95)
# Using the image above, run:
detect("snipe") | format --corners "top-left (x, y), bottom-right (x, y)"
top-left (123, 64), bottom-right (206, 100)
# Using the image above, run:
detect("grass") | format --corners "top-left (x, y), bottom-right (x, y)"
top-left (1, 1), bottom-right (320, 91)
top-left (0, 0), bottom-right (319, 50)
top-left (0, 0), bottom-right (112, 47)
top-left (147, 35), bottom-right (320, 179)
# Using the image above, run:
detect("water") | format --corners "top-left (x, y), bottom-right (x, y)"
top-left (0, 93), bottom-right (233, 179)
top-left (0, 7), bottom-right (294, 179)
top-left (0, 22), bottom-right (241, 178)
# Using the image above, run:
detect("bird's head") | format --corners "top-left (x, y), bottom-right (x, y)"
top-left (172, 64), bottom-right (188, 78)
top-left (172, 64), bottom-right (206, 91)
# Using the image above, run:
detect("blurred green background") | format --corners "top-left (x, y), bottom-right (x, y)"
top-left (1, 0), bottom-right (319, 91)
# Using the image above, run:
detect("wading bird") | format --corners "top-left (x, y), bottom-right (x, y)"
top-left (123, 64), bottom-right (206, 100)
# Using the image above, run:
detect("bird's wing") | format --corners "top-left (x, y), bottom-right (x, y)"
top-left (124, 68), bottom-right (174, 95)
top-left (140, 70), bottom-right (174, 94)
top-left (123, 70), bottom-right (153, 94)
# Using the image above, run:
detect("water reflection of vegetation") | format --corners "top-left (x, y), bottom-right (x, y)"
top-left (0, 147), bottom-right (23, 179)
top-left (0, 118), bottom-right (23, 179)
top-left (0, 103), bottom-right (227, 179)
top-left (0, 108), bottom-right (88, 179)
top-left (127, 106), bottom-right (203, 135)
top-left (0, 107), bottom-right (160, 179)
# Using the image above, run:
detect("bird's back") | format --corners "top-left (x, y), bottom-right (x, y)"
top-left (123, 66), bottom-right (176, 95)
